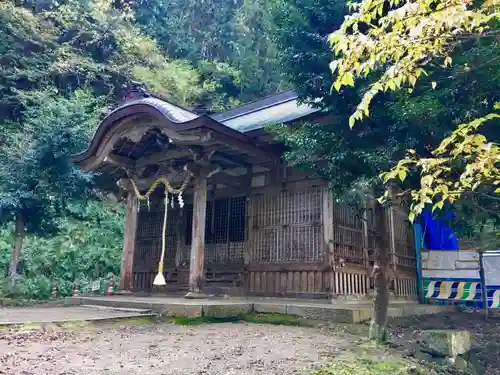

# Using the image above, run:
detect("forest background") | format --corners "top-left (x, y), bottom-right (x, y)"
top-left (0, 0), bottom-right (498, 299)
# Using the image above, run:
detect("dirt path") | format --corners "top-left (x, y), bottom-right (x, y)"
top-left (0, 322), bottom-right (351, 375)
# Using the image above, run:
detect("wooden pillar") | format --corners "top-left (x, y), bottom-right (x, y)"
top-left (119, 193), bottom-right (138, 291)
top-left (185, 177), bottom-right (208, 298)
top-left (322, 186), bottom-right (335, 299)
top-left (362, 195), bottom-right (374, 295)
top-left (387, 187), bottom-right (398, 293)
top-left (388, 206), bottom-right (397, 271)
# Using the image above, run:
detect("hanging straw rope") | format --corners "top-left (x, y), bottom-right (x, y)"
top-left (129, 171), bottom-right (192, 285)
top-left (156, 189), bottom-right (169, 285)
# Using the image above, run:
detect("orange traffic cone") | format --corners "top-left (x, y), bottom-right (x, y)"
top-left (73, 282), bottom-right (79, 297)
top-left (106, 273), bottom-right (114, 296)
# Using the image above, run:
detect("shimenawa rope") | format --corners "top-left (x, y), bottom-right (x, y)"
top-left (129, 172), bottom-right (192, 285)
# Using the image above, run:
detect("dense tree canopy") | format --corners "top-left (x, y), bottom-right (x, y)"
top-left (1, 0), bottom-right (498, 301)
top-left (269, 0), bottom-right (499, 224)
top-left (0, 0), bottom-right (286, 296)
top-left (325, 0), bottom-right (499, 240)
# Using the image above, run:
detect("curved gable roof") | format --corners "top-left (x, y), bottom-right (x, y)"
top-left (73, 90), bottom-right (281, 170)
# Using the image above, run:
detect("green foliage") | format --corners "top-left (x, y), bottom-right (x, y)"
top-left (171, 313), bottom-right (306, 326)
top-left (0, 89), bottom-right (102, 232)
top-left (269, 0), bottom-right (449, 200)
top-left (132, 61), bottom-right (203, 107)
top-left (270, 0), bottom-right (499, 249)
top-left (0, 200), bottom-right (123, 299)
top-left (270, 0), bottom-right (346, 104)
top-left (324, 0), bottom-right (499, 243)
top-left (239, 313), bottom-right (306, 326)
top-left (132, 0), bottom-right (286, 106)
top-left (0, 0), bottom-right (290, 297)
top-left (313, 357), bottom-right (415, 375)
top-left (328, 0), bottom-right (499, 127)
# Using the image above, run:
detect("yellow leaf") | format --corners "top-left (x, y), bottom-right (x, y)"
top-left (495, 187), bottom-right (500, 193)
top-left (349, 115), bottom-right (356, 128)
top-left (432, 200), bottom-right (444, 212)
top-left (330, 60), bottom-right (339, 73)
top-left (334, 80), bottom-right (342, 92)
top-left (398, 169), bottom-right (407, 182)
top-left (408, 211), bottom-right (415, 223)
top-left (343, 72), bottom-right (355, 87)
top-left (363, 99), bottom-right (370, 116)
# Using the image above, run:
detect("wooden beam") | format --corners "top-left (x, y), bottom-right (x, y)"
top-left (209, 132), bottom-right (277, 163)
top-left (119, 193), bottom-right (138, 291)
top-left (185, 162), bottom-right (221, 179)
top-left (185, 177), bottom-right (208, 298)
top-left (212, 151), bottom-right (250, 167)
top-left (135, 148), bottom-right (194, 168)
top-left (207, 171), bottom-right (246, 189)
top-left (104, 154), bottom-right (136, 169)
top-left (118, 172), bottom-right (186, 192)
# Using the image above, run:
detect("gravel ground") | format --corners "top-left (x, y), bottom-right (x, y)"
top-left (0, 322), bottom-right (351, 375)
top-left (2, 311), bottom-right (496, 375)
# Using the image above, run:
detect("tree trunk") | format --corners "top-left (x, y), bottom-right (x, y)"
top-left (369, 201), bottom-right (390, 342)
top-left (8, 212), bottom-right (25, 290)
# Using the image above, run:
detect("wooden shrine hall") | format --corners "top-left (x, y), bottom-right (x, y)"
top-left (74, 85), bottom-right (418, 300)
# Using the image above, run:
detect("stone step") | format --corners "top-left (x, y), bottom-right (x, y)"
top-left (80, 304), bottom-right (152, 314)
top-left (68, 296), bottom-right (456, 324)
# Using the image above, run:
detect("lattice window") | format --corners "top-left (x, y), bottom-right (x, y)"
top-left (332, 202), bottom-right (365, 265)
top-left (134, 200), bottom-right (178, 271)
top-left (184, 196), bottom-right (246, 245)
top-left (393, 206), bottom-right (416, 269)
top-left (181, 196), bottom-right (247, 265)
top-left (250, 186), bottom-right (323, 263)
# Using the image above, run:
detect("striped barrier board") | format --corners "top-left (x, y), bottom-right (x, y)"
top-left (424, 279), bottom-right (500, 308)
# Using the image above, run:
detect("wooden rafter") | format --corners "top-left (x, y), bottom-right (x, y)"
top-left (104, 154), bottom-right (136, 169)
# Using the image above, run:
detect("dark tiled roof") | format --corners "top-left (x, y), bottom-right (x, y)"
top-left (111, 97), bottom-right (199, 123)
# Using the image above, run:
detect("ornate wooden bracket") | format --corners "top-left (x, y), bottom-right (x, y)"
top-left (116, 148), bottom-right (222, 193)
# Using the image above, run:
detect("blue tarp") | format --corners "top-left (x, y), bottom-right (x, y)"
top-left (422, 209), bottom-right (459, 250)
